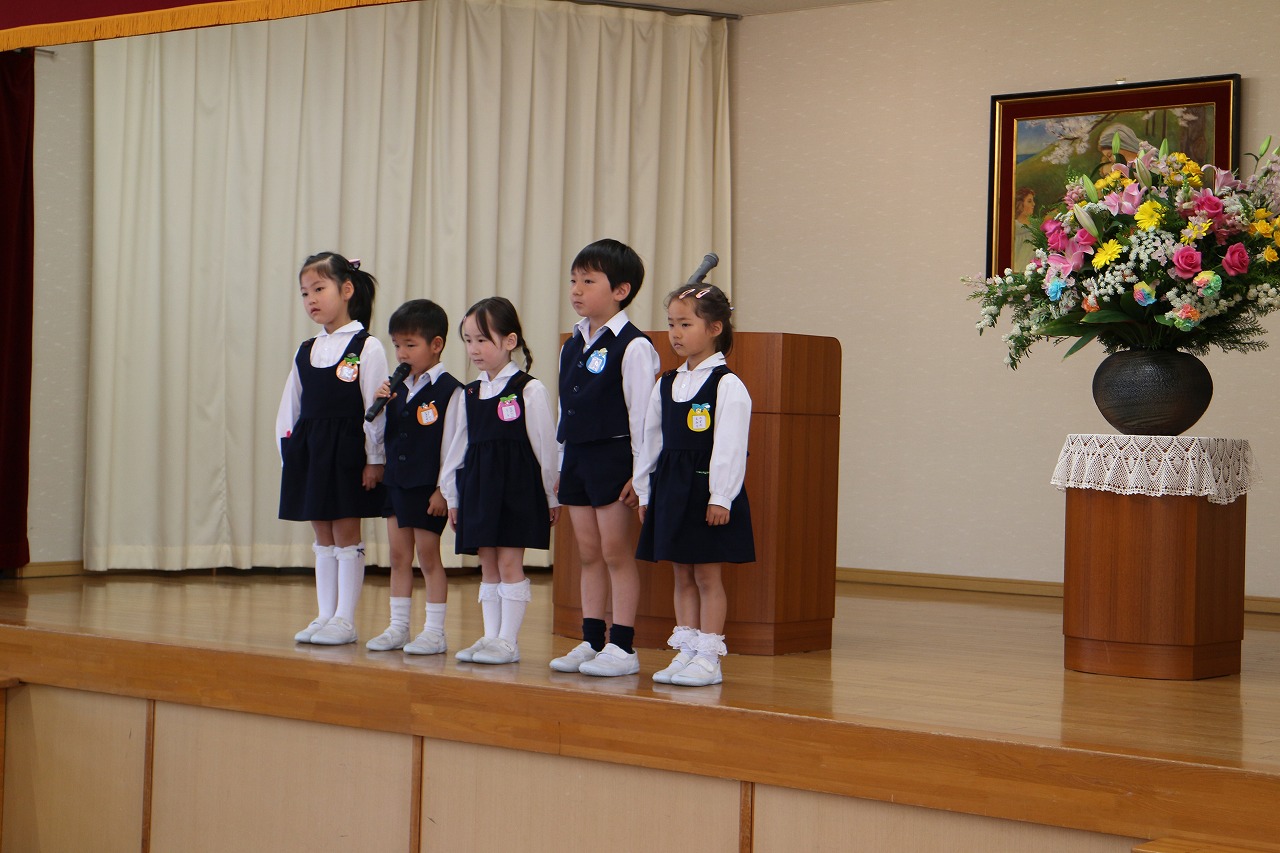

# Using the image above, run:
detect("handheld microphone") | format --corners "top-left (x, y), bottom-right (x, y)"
top-left (686, 252), bottom-right (719, 285)
top-left (365, 362), bottom-right (413, 422)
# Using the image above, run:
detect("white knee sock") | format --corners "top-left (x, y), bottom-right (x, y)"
top-left (389, 596), bottom-right (411, 631)
top-left (497, 579), bottom-right (532, 645)
top-left (424, 602), bottom-right (447, 635)
top-left (333, 543), bottom-right (364, 622)
top-left (478, 582), bottom-right (501, 638)
top-left (313, 543), bottom-right (338, 621)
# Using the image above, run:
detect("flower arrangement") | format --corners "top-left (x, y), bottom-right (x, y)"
top-left (967, 137), bottom-right (1280, 368)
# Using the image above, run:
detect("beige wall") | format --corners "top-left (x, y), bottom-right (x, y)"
top-left (29, 2), bottom-right (1280, 595)
top-left (731, 0), bottom-right (1280, 595)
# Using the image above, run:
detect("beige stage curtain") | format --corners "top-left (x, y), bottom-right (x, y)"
top-left (85, 0), bottom-right (730, 570)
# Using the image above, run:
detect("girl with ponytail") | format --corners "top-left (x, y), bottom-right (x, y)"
top-left (438, 296), bottom-right (560, 664)
top-left (277, 251), bottom-right (388, 646)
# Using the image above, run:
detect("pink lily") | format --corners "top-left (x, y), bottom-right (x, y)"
top-left (1202, 165), bottom-right (1243, 194)
top-left (1103, 182), bottom-right (1144, 215)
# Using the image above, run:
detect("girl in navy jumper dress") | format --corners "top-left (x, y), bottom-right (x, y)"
top-left (277, 252), bottom-right (387, 646)
top-left (439, 297), bottom-right (560, 665)
top-left (634, 284), bottom-right (754, 687)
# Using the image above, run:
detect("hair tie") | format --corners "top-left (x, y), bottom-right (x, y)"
top-left (349, 258), bottom-right (361, 271)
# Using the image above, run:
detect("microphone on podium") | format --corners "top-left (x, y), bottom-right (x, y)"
top-left (365, 362), bottom-right (413, 422)
top-left (686, 252), bottom-right (719, 286)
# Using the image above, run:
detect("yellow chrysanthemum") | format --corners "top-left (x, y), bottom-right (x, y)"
top-left (1182, 162), bottom-right (1203, 188)
top-left (1265, 246), bottom-right (1279, 263)
top-left (1170, 152), bottom-right (1189, 167)
top-left (1092, 239), bottom-right (1122, 269)
top-left (1094, 171), bottom-right (1123, 191)
top-left (1135, 200), bottom-right (1165, 231)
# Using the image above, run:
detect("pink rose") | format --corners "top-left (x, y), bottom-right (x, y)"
top-left (1194, 189), bottom-right (1224, 219)
top-left (1171, 245), bottom-right (1202, 280)
top-left (1074, 228), bottom-right (1096, 248)
top-left (1042, 220), bottom-right (1068, 252)
top-left (1223, 242), bottom-right (1250, 276)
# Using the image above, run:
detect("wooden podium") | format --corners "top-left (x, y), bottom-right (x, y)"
top-left (551, 332), bottom-right (841, 655)
top-left (1055, 435), bottom-right (1251, 680)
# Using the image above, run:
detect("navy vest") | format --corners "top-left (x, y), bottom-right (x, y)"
top-left (659, 365), bottom-right (730, 453)
top-left (296, 331), bottom-right (369, 422)
top-left (557, 322), bottom-right (649, 444)
top-left (383, 371), bottom-right (462, 489)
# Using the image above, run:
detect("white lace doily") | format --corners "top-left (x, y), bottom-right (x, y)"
top-left (1050, 434), bottom-right (1253, 505)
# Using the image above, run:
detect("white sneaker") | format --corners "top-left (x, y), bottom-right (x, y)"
top-left (652, 651), bottom-right (695, 684)
top-left (294, 618), bottom-right (328, 643)
top-left (309, 616), bottom-right (358, 646)
top-left (455, 637), bottom-right (491, 662)
top-left (471, 638), bottom-right (521, 664)
top-left (670, 655), bottom-right (722, 686)
top-left (404, 629), bottom-right (448, 656)
top-left (549, 641), bottom-right (599, 672)
top-left (365, 624), bottom-right (410, 651)
top-left (579, 643), bottom-right (640, 677)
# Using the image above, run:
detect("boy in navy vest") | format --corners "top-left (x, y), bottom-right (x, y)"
top-left (552, 239), bottom-right (661, 676)
top-left (366, 299), bottom-right (465, 655)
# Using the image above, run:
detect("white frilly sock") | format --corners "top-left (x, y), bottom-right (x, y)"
top-left (497, 579), bottom-right (532, 645)
top-left (333, 543), bottom-right (365, 623)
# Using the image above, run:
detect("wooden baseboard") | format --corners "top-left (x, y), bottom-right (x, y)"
top-left (837, 567), bottom-right (1280, 615)
top-left (16, 561), bottom-right (86, 578)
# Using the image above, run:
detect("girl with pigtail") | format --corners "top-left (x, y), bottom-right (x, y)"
top-left (438, 297), bottom-right (560, 664)
top-left (277, 252), bottom-right (387, 646)
top-left (634, 283), bottom-right (755, 686)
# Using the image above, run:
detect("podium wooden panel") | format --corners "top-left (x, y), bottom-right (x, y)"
top-left (552, 331), bottom-right (840, 654)
top-left (1062, 488), bottom-right (1247, 679)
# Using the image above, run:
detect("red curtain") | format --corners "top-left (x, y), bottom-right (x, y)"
top-left (0, 49), bottom-right (35, 571)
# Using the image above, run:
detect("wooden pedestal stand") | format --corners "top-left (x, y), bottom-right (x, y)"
top-left (551, 331), bottom-right (841, 655)
top-left (1062, 488), bottom-right (1247, 679)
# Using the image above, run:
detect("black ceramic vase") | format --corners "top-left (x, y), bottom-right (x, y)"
top-left (1091, 350), bottom-right (1213, 436)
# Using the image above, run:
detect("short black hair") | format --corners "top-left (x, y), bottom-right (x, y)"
top-left (571, 239), bottom-right (645, 309)
top-left (388, 299), bottom-right (449, 347)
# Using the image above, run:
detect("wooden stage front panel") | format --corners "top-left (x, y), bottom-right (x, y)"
top-left (3, 573), bottom-right (1280, 851)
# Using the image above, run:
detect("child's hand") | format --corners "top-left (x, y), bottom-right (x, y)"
top-left (637, 505), bottom-right (647, 524)
top-left (363, 464), bottom-right (384, 490)
top-left (448, 508), bottom-right (458, 530)
top-left (618, 478), bottom-right (639, 509)
top-left (376, 380), bottom-right (393, 399)
top-left (549, 506), bottom-right (561, 525)
top-left (706, 505), bottom-right (730, 526)
top-left (427, 488), bottom-right (447, 516)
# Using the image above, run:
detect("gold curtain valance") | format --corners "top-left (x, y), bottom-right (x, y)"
top-left (0, 0), bottom-right (409, 50)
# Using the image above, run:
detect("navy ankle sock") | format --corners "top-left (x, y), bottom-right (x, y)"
top-left (583, 617), bottom-right (607, 652)
top-left (609, 623), bottom-right (635, 655)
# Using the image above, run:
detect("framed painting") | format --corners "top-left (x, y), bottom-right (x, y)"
top-left (987, 74), bottom-right (1240, 277)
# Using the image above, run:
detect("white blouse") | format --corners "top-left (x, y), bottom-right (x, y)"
top-left (438, 361), bottom-right (560, 510)
top-left (632, 351), bottom-right (751, 510)
top-left (275, 320), bottom-right (388, 464)
top-left (557, 309), bottom-right (661, 464)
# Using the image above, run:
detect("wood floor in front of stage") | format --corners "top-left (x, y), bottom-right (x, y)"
top-left (4, 571), bottom-right (1280, 846)
top-left (4, 570), bottom-right (1279, 769)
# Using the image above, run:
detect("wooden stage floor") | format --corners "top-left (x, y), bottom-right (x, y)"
top-left (3, 571), bottom-right (1280, 848)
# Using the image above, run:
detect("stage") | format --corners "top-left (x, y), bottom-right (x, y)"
top-left (2, 571), bottom-right (1280, 852)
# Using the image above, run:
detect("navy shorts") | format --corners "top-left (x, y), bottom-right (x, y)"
top-left (383, 484), bottom-right (448, 535)
top-left (558, 438), bottom-right (633, 507)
